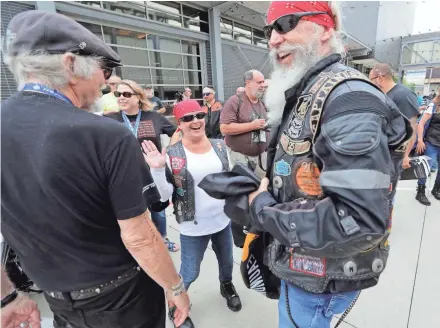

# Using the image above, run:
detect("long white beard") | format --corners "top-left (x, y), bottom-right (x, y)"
top-left (265, 41), bottom-right (322, 125)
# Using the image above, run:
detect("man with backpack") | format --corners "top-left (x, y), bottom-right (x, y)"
top-left (220, 70), bottom-right (268, 177)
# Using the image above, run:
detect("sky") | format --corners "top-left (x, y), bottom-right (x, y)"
top-left (413, 0), bottom-right (440, 34)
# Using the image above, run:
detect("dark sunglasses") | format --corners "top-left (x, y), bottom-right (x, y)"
top-left (263, 12), bottom-right (327, 39)
top-left (203, 92), bottom-right (212, 97)
top-left (102, 66), bottom-right (113, 80)
top-left (114, 91), bottom-right (138, 98)
top-left (180, 112), bottom-right (206, 123)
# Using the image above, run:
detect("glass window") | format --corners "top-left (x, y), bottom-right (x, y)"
top-left (181, 40), bottom-right (200, 56)
top-left (147, 1), bottom-right (180, 15)
top-left (76, 1), bottom-right (101, 8)
top-left (181, 5), bottom-right (202, 20)
top-left (76, 21), bottom-right (103, 40)
top-left (183, 71), bottom-right (202, 85)
top-left (253, 29), bottom-right (267, 48)
top-left (111, 46), bottom-right (149, 66)
top-left (102, 1), bottom-right (147, 18)
top-left (151, 69), bottom-right (184, 84)
top-left (234, 22), bottom-right (252, 44)
top-left (147, 35), bottom-right (181, 53)
top-left (103, 26), bottom-right (147, 48)
top-left (149, 51), bottom-right (183, 69)
top-left (120, 67), bottom-right (152, 85)
top-left (182, 18), bottom-right (208, 32)
top-left (182, 55), bottom-right (200, 70)
top-left (220, 19), bottom-right (233, 40)
top-left (154, 85), bottom-right (181, 101)
top-left (147, 10), bottom-right (182, 27)
top-left (189, 86), bottom-right (203, 99)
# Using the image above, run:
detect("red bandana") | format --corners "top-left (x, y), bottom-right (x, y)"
top-left (266, 1), bottom-right (335, 29)
top-left (173, 99), bottom-right (203, 121)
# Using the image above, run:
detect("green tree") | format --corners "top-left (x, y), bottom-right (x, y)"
top-left (393, 76), bottom-right (416, 91)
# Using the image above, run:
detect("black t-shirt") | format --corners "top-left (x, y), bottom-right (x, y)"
top-left (425, 103), bottom-right (440, 147)
top-left (387, 84), bottom-right (419, 120)
top-left (106, 110), bottom-right (176, 152)
top-left (149, 96), bottom-right (164, 112)
top-left (1, 92), bottom-right (161, 291)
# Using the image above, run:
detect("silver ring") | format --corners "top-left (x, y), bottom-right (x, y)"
top-left (20, 322), bottom-right (29, 328)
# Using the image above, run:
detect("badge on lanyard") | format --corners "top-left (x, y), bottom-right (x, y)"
top-left (121, 110), bottom-right (142, 138)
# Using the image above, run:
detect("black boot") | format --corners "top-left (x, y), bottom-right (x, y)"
top-left (432, 182), bottom-right (440, 201)
top-left (220, 280), bottom-right (242, 312)
top-left (416, 184), bottom-right (431, 206)
top-left (168, 306), bottom-right (195, 328)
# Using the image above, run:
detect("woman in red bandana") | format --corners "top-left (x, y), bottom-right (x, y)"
top-left (143, 100), bottom-right (242, 327)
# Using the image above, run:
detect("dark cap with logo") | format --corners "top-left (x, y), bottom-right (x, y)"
top-left (4, 10), bottom-right (121, 67)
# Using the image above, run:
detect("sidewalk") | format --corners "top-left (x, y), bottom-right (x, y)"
top-left (32, 176), bottom-right (440, 328)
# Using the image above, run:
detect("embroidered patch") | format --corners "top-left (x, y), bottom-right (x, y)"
top-left (174, 176), bottom-right (184, 188)
top-left (290, 253), bottom-right (326, 277)
top-left (294, 94), bottom-right (312, 121)
top-left (280, 134), bottom-right (311, 156)
top-left (293, 161), bottom-right (323, 197)
top-left (287, 117), bottom-right (304, 139)
top-left (177, 202), bottom-right (183, 216)
top-left (176, 188), bottom-right (185, 196)
top-left (274, 159), bottom-right (291, 176)
top-left (170, 156), bottom-right (185, 175)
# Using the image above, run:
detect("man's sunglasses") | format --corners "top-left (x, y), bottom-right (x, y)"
top-left (203, 92), bottom-right (212, 97)
top-left (114, 91), bottom-right (138, 98)
top-left (180, 112), bottom-right (206, 123)
top-left (263, 12), bottom-right (327, 39)
top-left (102, 66), bottom-right (113, 80)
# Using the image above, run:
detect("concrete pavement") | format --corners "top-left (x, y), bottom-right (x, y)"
top-left (31, 175), bottom-right (440, 328)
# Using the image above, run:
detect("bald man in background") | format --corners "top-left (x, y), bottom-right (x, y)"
top-left (369, 64), bottom-right (419, 170)
top-left (98, 75), bottom-right (122, 114)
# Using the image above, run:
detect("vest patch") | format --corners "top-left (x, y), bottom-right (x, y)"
top-left (170, 156), bottom-right (185, 175)
top-left (290, 252), bottom-right (326, 277)
top-left (274, 160), bottom-right (291, 176)
top-left (293, 160), bottom-right (323, 197)
top-left (280, 134), bottom-right (311, 155)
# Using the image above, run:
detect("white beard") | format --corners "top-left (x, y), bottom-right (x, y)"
top-left (265, 41), bottom-right (322, 125)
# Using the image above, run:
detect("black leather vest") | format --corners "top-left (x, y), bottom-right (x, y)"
top-left (167, 139), bottom-right (229, 224)
top-left (267, 62), bottom-right (395, 293)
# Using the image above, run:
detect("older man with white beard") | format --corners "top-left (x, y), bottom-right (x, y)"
top-left (1, 11), bottom-right (190, 328)
top-left (247, 1), bottom-right (412, 327)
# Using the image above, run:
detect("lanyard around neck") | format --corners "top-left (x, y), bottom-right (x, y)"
top-left (121, 110), bottom-right (142, 138)
top-left (21, 83), bottom-right (73, 105)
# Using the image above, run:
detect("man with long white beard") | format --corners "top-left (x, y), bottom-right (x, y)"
top-left (248, 1), bottom-right (411, 327)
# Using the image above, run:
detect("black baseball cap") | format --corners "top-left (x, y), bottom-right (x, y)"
top-left (4, 10), bottom-right (121, 67)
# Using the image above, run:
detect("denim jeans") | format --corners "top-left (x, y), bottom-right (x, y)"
top-left (418, 141), bottom-right (440, 185)
top-left (278, 281), bottom-right (359, 328)
top-left (150, 210), bottom-right (167, 237)
top-left (179, 222), bottom-right (233, 290)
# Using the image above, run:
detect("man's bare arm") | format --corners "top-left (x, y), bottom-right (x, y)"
top-left (404, 117), bottom-right (418, 158)
top-left (119, 211), bottom-right (180, 290)
top-left (220, 120), bottom-right (264, 136)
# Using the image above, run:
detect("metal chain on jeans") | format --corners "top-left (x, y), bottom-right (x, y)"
top-left (284, 283), bottom-right (361, 328)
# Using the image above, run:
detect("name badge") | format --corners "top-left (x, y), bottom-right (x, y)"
top-left (259, 130), bottom-right (266, 143)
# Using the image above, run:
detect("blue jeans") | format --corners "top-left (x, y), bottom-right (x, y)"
top-left (179, 222), bottom-right (233, 290)
top-left (151, 210), bottom-right (167, 237)
top-left (418, 141), bottom-right (440, 185)
top-left (279, 281), bottom-right (359, 328)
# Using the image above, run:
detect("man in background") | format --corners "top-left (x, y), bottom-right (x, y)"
top-left (96, 75), bottom-right (121, 114)
top-left (145, 86), bottom-right (166, 114)
top-left (236, 86), bottom-right (245, 94)
top-left (201, 86), bottom-right (223, 138)
top-left (220, 70), bottom-right (267, 177)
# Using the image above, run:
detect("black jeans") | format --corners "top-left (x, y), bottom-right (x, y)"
top-left (45, 271), bottom-right (165, 328)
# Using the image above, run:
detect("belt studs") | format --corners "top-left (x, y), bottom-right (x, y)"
top-left (95, 288), bottom-right (101, 293)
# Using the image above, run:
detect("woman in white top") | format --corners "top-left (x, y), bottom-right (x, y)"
top-left (143, 100), bottom-right (242, 317)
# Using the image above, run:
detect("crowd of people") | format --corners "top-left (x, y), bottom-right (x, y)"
top-left (1, 1), bottom-right (438, 328)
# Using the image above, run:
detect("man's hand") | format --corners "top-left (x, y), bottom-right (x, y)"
top-left (249, 177), bottom-right (270, 205)
top-left (416, 140), bottom-right (426, 155)
top-left (252, 119), bottom-right (266, 130)
top-left (166, 290), bottom-right (191, 327)
top-left (1, 293), bottom-right (41, 328)
top-left (402, 156), bottom-right (411, 169)
top-left (142, 140), bottom-right (166, 168)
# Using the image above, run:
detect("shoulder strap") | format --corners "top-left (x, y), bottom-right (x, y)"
top-left (236, 93), bottom-right (243, 122)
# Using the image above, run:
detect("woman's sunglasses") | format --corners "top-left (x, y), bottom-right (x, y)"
top-left (263, 12), bottom-right (327, 39)
top-left (179, 112), bottom-right (206, 123)
top-left (203, 92), bottom-right (212, 97)
top-left (114, 91), bottom-right (138, 98)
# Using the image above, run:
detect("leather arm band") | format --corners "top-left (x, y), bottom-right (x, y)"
top-left (1, 290), bottom-right (18, 308)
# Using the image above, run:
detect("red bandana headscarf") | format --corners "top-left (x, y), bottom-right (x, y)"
top-left (266, 1), bottom-right (335, 29)
top-left (173, 99), bottom-right (203, 121)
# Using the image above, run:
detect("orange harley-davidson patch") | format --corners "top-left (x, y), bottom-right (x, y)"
top-left (294, 161), bottom-right (323, 197)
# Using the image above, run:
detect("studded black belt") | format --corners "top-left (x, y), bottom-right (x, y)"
top-left (45, 266), bottom-right (141, 300)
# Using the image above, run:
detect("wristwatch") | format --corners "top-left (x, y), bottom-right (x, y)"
top-left (1, 290), bottom-right (18, 308)
top-left (171, 275), bottom-right (185, 297)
